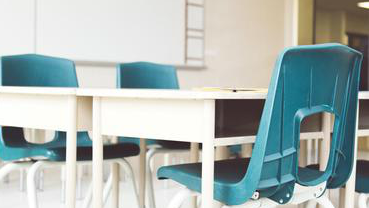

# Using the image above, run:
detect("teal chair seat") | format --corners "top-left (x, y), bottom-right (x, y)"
top-left (118, 137), bottom-right (192, 150)
top-left (45, 142), bottom-right (139, 161)
top-left (158, 159), bottom-right (325, 206)
top-left (158, 158), bottom-right (250, 205)
top-left (0, 128), bottom-right (139, 162)
top-left (307, 160), bottom-right (369, 194)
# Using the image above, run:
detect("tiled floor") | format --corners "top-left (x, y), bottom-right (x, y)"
top-left (0, 167), bottom-right (356, 208)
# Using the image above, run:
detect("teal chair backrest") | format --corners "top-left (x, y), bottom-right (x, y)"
top-left (116, 62), bottom-right (179, 89)
top-left (240, 44), bottom-right (362, 204)
top-left (0, 54), bottom-right (80, 160)
top-left (0, 54), bottom-right (78, 87)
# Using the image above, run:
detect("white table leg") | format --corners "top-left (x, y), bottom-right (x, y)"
top-left (320, 112), bottom-right (331, 170)
top-left (111, 137), bottom-right (120, 208)
top-left (139, 138), bottom-right (147, 208)
top-left (241, 144), bottom-right (252, 157)
top-left (201, 100), bottom-right (215, 208)
top-left (215, 146), bottom-right (229, 160)
top-left (339, 188), bottom-right (345, 208)
top-left (213, 146), bottom-right (229, 208)
top-left (300, 140), bottom-right (307, 167)
top-left (66, 95), bottom-right (77, 208)
top-left (190, 143), bottom-right (200, 208)
top-left (111, 163), bottom-right (120, 208)
top-left (317, 113), bottom-right (331, 208)
top-left (93, 97), bottom-right (104, 208)
top-left (202, 141), bottom-right (215, 208)
top-left (343, 102), bottom-right (359, 208)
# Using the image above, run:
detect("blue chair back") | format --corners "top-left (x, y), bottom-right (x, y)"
top-left (0, 54), bottom-right (78, 87)
top-left (116, 62), bottom-right (179, 89)
top-left (0, 54), bottom-right (83, 161)
top-left (240, 44), bottom-right (362, 204)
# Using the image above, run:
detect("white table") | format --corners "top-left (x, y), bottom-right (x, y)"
top-left (0, 86), bottom-right (92, 208)
top-left (0, 87), bottom-right (356, 208)
top-left (76, 88), bottom-right (333, 208)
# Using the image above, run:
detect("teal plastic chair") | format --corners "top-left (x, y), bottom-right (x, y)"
top-left (0, 54), bottom-right (140, 208)
top-left (157, 44), bottom-right (362, 208)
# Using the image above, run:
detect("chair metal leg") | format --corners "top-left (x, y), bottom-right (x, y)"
top-left (197, 196), bottom-right (202, 208)
top-left (27, 161), bottom-right (46, 208)
top-left (306, 200), bottom-right (318, 208)
top-left (103, 169), bottom-right (113, 206)
top-left (163, 153), bottom-right (170, 189)
top-left (81, 163), bottom-right (114, 208)
top-left (221, 198), bottom-right (276, 208)
top-left (81, 182), bottom-right (93, 208)
top-left (314, 195), bottom-right (335, 208)
top-left (61, 165), bottom-right (66, 203)
top-left (84, 168), bottom-right (112, 206)
top-left (77, 165), bottom-right (83, 200)
top-left (3, 174), bottom-right (9, 184)
top-left (167, 188), bottom-right (197, 208)
top-left (118, 158), bottom-right (140, 208)
top-left (27, 161), bottom-right (64, 208)
top-left (146, 148), bottom-right (158, 208)
top-left (82, 159), bottom-right (140, 208)
top-left (358, 193), bottom-right (368, 208)
top-left (38, 170), bottom-right (44, 191)
top-left (19, 168), bottom-right (26, 191)
top-left (0, 163), bottom-right (30, 181)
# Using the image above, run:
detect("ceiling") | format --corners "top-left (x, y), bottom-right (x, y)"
top-left (317, 0), bottom-right (369, 16)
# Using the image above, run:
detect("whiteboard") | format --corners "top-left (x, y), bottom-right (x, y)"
top-left (36, 0), bottom-right (186, 65)
top-left (0, 0), bottom-right (35, 55)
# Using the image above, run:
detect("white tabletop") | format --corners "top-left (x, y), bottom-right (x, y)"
top-left (77, 88), bottom-right (267, 100)
top-left (2, 86), bottom-right (367, 101)
top-left (0, 86), bottom-right (76, 95)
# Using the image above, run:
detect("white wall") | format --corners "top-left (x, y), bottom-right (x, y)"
top-left (36, 0), bottom-right (186, 65)
top-left (77, 0), bottom-right (296, 89)
top-left (0, 0), bottom-right (35, 55)
top-left (0, 0), bottom-right (295, 89)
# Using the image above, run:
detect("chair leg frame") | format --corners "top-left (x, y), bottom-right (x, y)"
top-left (221, 199), bottom-right (278, 208)
top-left (167, 182), bottom-right (331, 208)
top-left (0, 162), bottom-right (32, 182)
top-left (167, 188), bottom-right (278, 208)
top-left (289, 182), bottom-right (326, 205)
top-left (146, 148), bottom-right (158, 208)
top-left (167, 188), bottom-right (199, 208)
top-left (24, 158), bottom-right (138, 208)
top-left (358, 193), bottom-right (368, 208)
top-left (27, 160), bottom-right (53, 208)
top-left (305, 195), bottom-right (334, 208)
top-left (61, 165), bottom-right (66, 203)
top-left (146, 147), bottom-right (192, 208)
top-left (81, 158), bottom-right (140, 208)
top-left (61, 164), bottom-right (84, 203)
